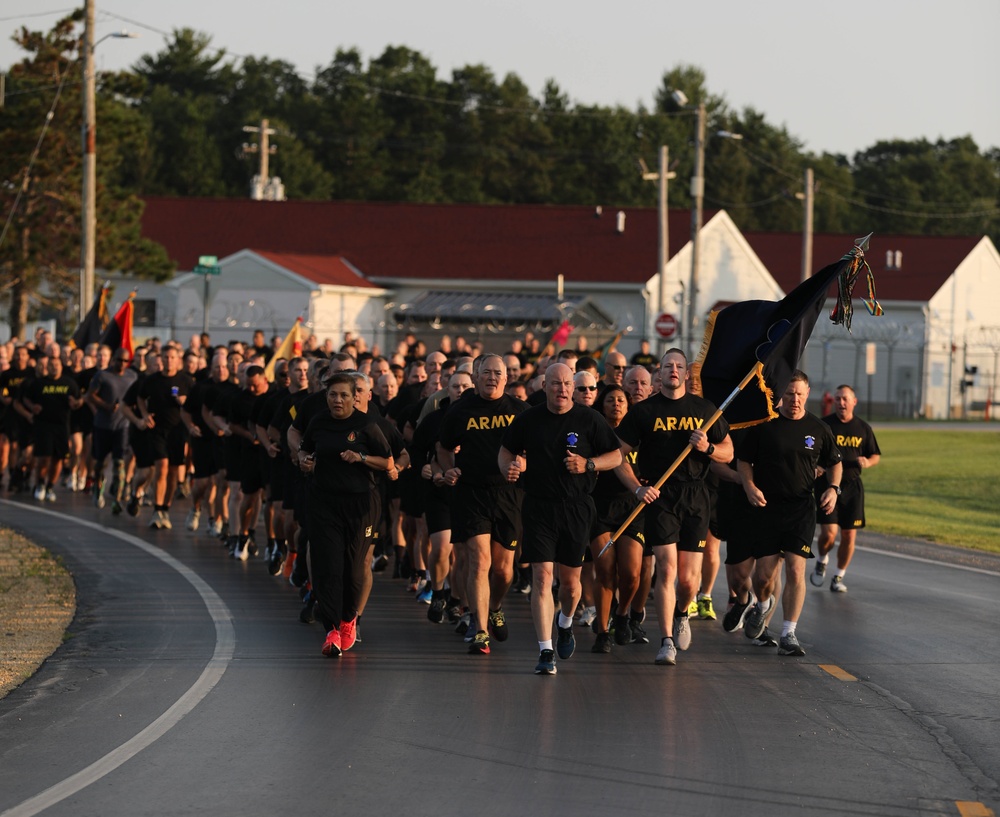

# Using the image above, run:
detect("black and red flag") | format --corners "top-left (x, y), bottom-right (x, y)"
top-left (691, 234), bottom-right (883, 429)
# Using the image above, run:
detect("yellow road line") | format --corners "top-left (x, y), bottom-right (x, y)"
top-left (956, 802), bottom-right (995, 817)
top-left (819, 664), bottom-right (857, 682)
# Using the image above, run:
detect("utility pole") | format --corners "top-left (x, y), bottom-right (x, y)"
top-left (80, 0), bottom-right (96, 322)
top-left (641, 147), bottom-right (677, 355)
top-left (799, 167), bottom-right (814, 283)
top-left (243, 119), bottom-right (284, 201)
top-left (686, 102), bottom-right (706, 357)
top-left (796, 167), bottom-right (815, 372)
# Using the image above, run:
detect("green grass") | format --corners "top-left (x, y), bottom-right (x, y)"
top-left (864, 429), bottom-right (1000, 553)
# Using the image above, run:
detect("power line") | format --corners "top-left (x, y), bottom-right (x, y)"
top-left (0, 7), bottom-right (76, 24)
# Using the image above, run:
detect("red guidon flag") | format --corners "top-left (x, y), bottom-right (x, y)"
top-left (100, 294), bottom-right (135, 359)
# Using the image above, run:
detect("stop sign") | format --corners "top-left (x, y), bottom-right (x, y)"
top-left (655, 312), bottom-right (678, 339)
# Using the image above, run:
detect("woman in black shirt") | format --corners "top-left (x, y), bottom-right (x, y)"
top-left (300, 374), bottom-right (392, 657)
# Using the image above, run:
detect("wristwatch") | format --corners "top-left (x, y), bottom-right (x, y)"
top-left (830, 484), bottom-right (841, 496)
top-left (360, 452), bottom-right (368, 463)
top-left (585, 458), bottom-right (596, 474)
top-left (706, 443), bottom-right (715, 457)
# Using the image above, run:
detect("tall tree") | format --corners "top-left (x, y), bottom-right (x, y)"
top-left (0, 13), bottom-right (171, 339)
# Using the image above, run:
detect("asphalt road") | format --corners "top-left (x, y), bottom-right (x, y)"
top-left (1, 495), bottom-right (998, 817)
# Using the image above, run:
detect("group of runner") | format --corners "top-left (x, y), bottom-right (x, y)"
top-left (0, 328), bottom-right (880, 674)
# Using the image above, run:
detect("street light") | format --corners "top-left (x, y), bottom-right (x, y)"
top-left (80, 0), bottom-right (139, 321)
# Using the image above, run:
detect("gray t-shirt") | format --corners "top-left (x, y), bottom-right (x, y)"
top-left (89, 368), bottom-right (138, 430)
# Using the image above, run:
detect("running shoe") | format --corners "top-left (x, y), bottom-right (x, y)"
top-left (210, 518), bottom-right (224, 537)
top-left (416, 585), bottom-right (433, 604)
top-left (34, 485), bottom-right (46, 501)
top-left (744, 596), bottom-right (774, 640)
top-left (469, 630), bottom-right (491, 655)
top-left (629, 616), bottom-right (649, 645)
top-left (655, 639), bottom-right (677, 666)
top-left (372, 553), bottom-right (389, 572)
top-left (446, 602), bottom-right (461, 624)
top-left (722, 591), bottom-right (756, 633)
top-left (93, 484), bottom-right (105, 509)
top-left (687, 599), bottom-right (699, 617)
top-left (696, 596), bottom-right (717, 620)
top-left (749, 627), bottom-right (778, 647)
top-left (267, 545), bottom-right (285, 576)
top-left (534, 649), bottom-right (557, 675)
top-left (777, 633), bottom-right (806, 656)
top-left (299, 594), bottom-right (316, 624)
top-left (126, 494), bottom-right (141, 517)
top-left (45, 488), bottom-right (56, 502)
top-left (463, 616), bottom-right (478, 643)
top-left (322, 628), bottom-right (342, 657)
top-left (591, 632), bottom-right (612, 654)
top-left (613, 614), bottom-right (632, 646)
top-left (577, 606), bottom-right (597, 627)
top-left (111, 500), bottom-right (123, 516)
top-left (340, 616), bottom-right (358, 651)
top-left (556, 625), bottom-right (576, 660)
top-left (186, 508), bottom-right (200, 532)
top-left (487, 608), bottom-right (509, 642)
top-left (810, 561), bottom-right (827, 587)
top-left (830, 576), bottom-right (848, 593)
top-left (149, 510), bottom-right (163, 529)
top-left (673, 615), bottom-right (692, 651)
top-left (234, 537), bottom-right (250, 561)
top-left (428, 597), bottom-right (447, 624)
top-left (455, 612), bottom-right (471, 636)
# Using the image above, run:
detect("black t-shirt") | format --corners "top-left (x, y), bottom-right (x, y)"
top-left (820, 414), bottom-right (880, 488)
top-left (438, 393), bottom-right (529, 486)
top-left (301, 410), bottom-right (391, 495)
top-left (616, 391), bottom-right (729, 483)
top-left (502, 403), bottom-right (622, 500)
top-left (0, 364), bottom-right (34, 421)
top-left (25, 375), bottom-right (80, 426)
top-left (409, 399), bottom-right (451, 468)
top-left (290, 390), bottom-right (330, 435)
top-left (228, 388), bottom-right (262, 450)
top-left (737, 412), bottom-right (842, 504)
top-left (139, 371), bottom-right (193, 430)
top-left (630, 352), bottom-right (657, 367)
top-left (271, 389), bottom-right (311, 452)
top-left (185, 377), bottom-right (224, 435)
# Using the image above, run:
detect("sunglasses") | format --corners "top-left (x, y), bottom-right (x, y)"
top-left (608, 365), bottom-right (626, 371)
top-left (576, 385), bottom-right (597, 392)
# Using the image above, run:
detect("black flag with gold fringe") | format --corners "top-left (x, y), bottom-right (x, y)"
top-left (691, 235), bottom-right (882, 429)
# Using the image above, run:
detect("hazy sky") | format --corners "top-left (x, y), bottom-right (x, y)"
top-left (2, 0), bottom-right (998, 157)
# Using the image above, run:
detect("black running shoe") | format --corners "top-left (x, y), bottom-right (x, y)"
top-left (613, 614), bottom-right (632, 646)
top-left (428, 597), bottom-right (447, 624)
top-left (488, 608), bottom-right (509, 642)
top-left (267, 545), bottom-right (285, 576)
top-left (629, 617), bottom-right (649, 645)
top-left (723, 591), bottom-right (756, 632)
top-left (299, 593), bottom-right (316, 624)
top-left (591, 632), bottom-right (612, 654)
top-left (372, 553), bottom-right (389, 572)
top-left (126, 494), bottom-right (140, 517)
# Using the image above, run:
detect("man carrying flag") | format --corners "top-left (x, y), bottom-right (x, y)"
top-left (614, 348), bottom-right (734, 667)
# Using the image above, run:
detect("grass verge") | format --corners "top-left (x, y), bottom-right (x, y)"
top-left (864, 429), bottom-right (1000, 553)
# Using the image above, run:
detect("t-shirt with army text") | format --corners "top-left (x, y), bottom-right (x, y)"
top-left (615, 391), bottom-right (729, 483)
top-left (437, 393), bottom-right (528, 487)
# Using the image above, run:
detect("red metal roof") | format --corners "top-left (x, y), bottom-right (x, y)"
top-left (141, 197), bottom-right (694, 285)
top-left (743, 232), bottom-right (982, 302)
top-left (252, 250), bottom-right (379, 288)
top-left (140, 197), bottom-right (981, 301)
